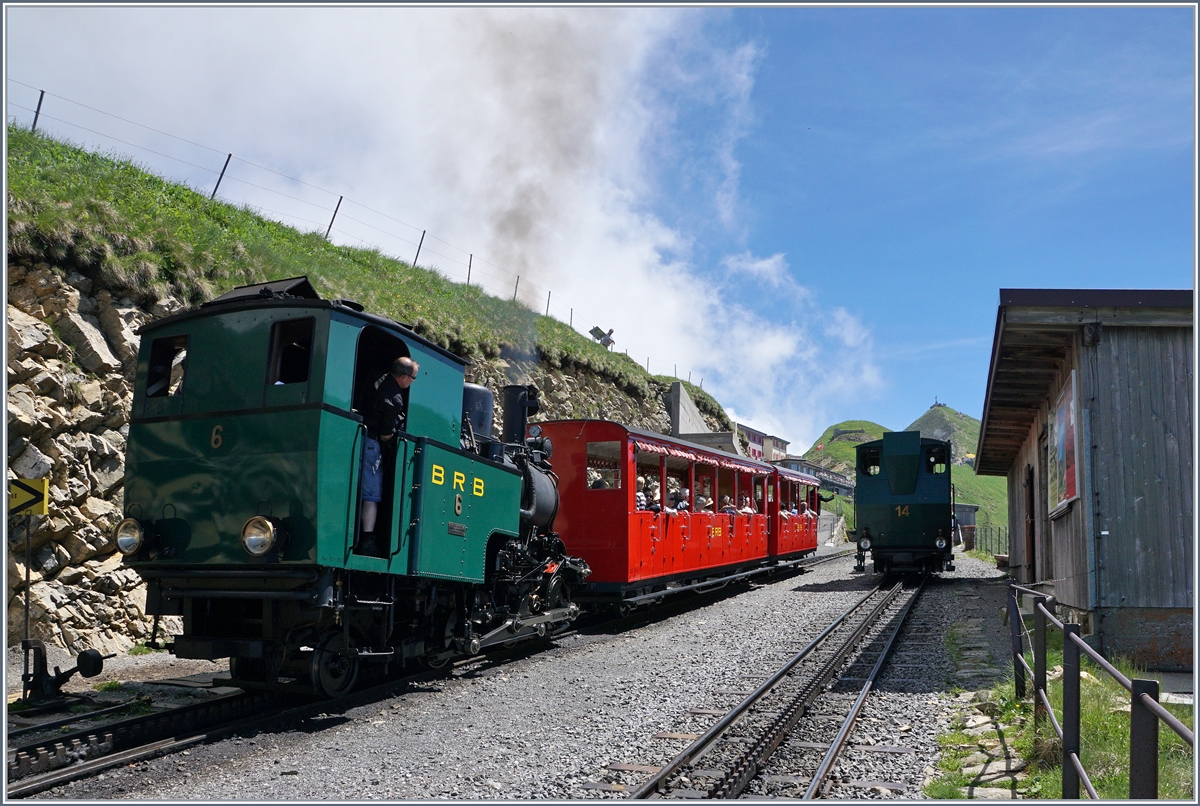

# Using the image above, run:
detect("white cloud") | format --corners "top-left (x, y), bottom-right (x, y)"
top-left (720, 251), bottom-right (789, 287)
top-left (5, 6), bottom-right (880, 452)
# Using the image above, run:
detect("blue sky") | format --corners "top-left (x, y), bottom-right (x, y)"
top-left (5, 6), bottom-right (1195, 451)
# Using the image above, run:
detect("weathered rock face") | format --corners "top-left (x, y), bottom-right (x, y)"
top-left (7, 262), bottom-right (723, 656)
top-left (7, 260), bottom-right (178, 655)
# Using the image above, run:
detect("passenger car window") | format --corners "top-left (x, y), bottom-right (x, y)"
top-left (146, 336), bottom-right (188, 398)
top-left (268, 318), bottom-right (314, 386)
top-left (860, 448), bottom-right (881, 476)
top-left (586, 441), bottom-right (622, 489)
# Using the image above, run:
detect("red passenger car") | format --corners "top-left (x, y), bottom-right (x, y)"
top-left (537, 420), bottom-right (822, 609)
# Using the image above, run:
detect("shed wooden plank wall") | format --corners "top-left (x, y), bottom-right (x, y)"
top-left (1004, 332), bottom-right (1092, 611)
top-left (1093, 325), bottom-right (1193, 609)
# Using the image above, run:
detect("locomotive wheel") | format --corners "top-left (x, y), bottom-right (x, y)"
top-left (311, 632), bottom-right (359, 698)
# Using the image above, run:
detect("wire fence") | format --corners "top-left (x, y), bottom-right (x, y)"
top-left (5, 79), bottom-right (714, 389)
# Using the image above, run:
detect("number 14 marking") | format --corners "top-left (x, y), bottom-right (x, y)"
top-left (895, 505), bottom-right (910, 517)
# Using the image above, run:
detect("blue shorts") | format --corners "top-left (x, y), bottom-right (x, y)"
top-left (361, 437), bottom-right (383, 503)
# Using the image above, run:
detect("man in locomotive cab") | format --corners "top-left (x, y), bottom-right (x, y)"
top-left (358, 356), bottom-right (419, 555)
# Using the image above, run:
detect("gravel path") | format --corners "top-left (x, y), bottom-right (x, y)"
top-left (37, 548), bottom-right (1015, 801)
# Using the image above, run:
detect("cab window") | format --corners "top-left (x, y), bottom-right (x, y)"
top-left (268, 318), bottom-right (314, 385)
top-left (925, 445), bottom-right (948, 474)
top-left (860, 448), bottom-right (881, 476)
top-left (146, 335), bottom-right (188, 398)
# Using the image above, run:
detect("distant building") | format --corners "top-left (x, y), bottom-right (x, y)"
top-left (776, 456), bottom-right (854, 497)
top-left (736, 424), bottom-right (788, 462)
top-left (736, 423), bottom-right (766, 460)
top-left (976, 288), bottom-right (1192, 671)
top-left (763, 434), bottom-right (789, 462)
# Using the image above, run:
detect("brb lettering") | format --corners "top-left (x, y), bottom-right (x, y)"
top-left (430, 464), bottom-right (485, 497)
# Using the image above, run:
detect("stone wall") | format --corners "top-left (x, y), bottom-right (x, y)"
top-left (7, 260), bottom-right (183, 656)
top-left (7, 262), bottom-right (713, 656)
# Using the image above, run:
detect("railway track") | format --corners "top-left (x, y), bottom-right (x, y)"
top-left (8, 550), bottom-right (852, 799)
top-left (583, 573), bottom-right (924, 799)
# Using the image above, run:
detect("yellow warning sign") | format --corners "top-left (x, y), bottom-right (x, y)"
top-left (8, 478), bottom-right (48, 516)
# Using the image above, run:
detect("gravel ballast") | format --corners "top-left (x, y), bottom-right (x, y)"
top-left (37, 547), bottom-right (1014, 800)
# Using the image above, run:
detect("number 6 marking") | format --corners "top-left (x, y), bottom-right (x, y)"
top-left (454, 494), bottom-right (463, 516)
top-left (211, 425), bottom-right (224, 449)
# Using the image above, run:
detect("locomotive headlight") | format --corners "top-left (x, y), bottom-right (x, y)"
top-left (936, 538), bottom-right (947, 549)
top-left (859, 537), bottom-right (871, 551)
top-left (241, 516), bottom-right (277, 556)
top-left (114, 518), bottom-right (144, 555)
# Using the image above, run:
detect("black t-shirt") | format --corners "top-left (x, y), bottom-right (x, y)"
top-left (365, 373), bottom-right (407, 440)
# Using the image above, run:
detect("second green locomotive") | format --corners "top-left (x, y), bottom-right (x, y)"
top-left (114, 277), bottom-right (590, 696)
top-left (852, 431), bottom-right (956, 574)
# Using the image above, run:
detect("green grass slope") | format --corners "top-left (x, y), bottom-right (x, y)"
top-left (6, 126), bottom-right (734, 427)
top-left (801, 420), bottom-right (890, 477)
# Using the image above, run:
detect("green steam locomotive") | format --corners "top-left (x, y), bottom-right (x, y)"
top-left (852, 431), bottom-right (956, 574)
top-left (115, 277), bottom-right (589, 696)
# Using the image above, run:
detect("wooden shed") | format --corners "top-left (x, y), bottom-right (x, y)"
top-left (976, 289), bottom-right (1193, 671)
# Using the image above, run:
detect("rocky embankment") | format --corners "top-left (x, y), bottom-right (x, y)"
top-left (6, 261), bottom-right (704, 657)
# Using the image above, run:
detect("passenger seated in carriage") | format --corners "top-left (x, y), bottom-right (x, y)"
top-left (738, 495), bottom-right (757, 515)
top-left (664, 488), bottom-right (690, 513)
top-left (720, 495), bottom-right (737, 514)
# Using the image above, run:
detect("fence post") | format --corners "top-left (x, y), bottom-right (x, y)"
top-left (569, 308), bottom-right (572, 328)
top-left (211, 153), bottom-right (232, 199)
top-left (1033, 596), bottom-right (1047, 731)
top-left (325, 195), bottom-right (343, 239)
top-left (467, 254), bottom-right (472, 287)
top-left (1062, 623), bottom-right (1081, 799)
top-left (1129, 678), bottom-right (1160, 798)
top-left (31, 89), bottom-right (45, 132)
top-left (513, 276), bottom-right (520, 301)
top-left (1008, 583), bottom-right (1025, 698)
top-left (412, 230), bottom-right (426, 267)
top-left (546, 291), bottom-right (551, 316)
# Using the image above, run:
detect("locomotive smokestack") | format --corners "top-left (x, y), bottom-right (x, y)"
top-left (501, 384), bottom-right (540, 444)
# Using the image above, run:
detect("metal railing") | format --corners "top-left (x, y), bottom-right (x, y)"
top-left (975, 525), bottom-right (1009, 555)
top-left (1007, 582), bottom-right (1194, 798)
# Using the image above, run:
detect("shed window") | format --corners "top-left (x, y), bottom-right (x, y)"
top-left (146, 336), bottom-right (188, 398)
top-left (925, 445), bottom-right (948, 474)
top-left (268, 318), bottom-right (314, 385)
top-left (860, 448), bottom-right (881, 476)
top-left (586, 441), bottom-right (622, 489)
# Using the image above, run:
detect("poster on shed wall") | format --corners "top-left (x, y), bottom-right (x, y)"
top-left (1047, 369), bottom-right (1079, 515)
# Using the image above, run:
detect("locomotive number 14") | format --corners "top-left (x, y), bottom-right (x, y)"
top-left (895, 505), bottom-right (910, 517)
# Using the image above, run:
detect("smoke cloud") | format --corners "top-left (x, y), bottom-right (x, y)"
top-left (5, 6), bottom-right (882, 449)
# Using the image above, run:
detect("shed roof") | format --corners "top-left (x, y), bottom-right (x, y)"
top-left (975, 288), bottom-right (1193, 475)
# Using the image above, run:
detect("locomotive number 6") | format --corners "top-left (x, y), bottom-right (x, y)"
top-left (211, 425), bottom-right (224, 449)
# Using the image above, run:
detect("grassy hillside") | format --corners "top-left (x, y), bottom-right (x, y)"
top-left (6, 126), bottom-right (733, 426)
top-left (802, 419), bottom-right (890, 477)
top-left (904, 403), bottom-right (980, 463)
